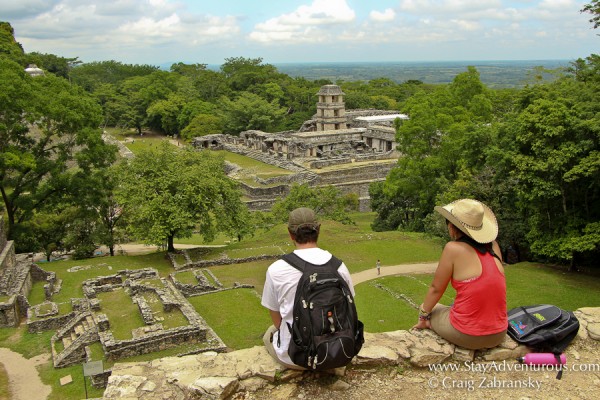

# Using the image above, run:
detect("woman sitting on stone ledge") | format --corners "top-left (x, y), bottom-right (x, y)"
top-left (413, 199), bottom-right (507, 350)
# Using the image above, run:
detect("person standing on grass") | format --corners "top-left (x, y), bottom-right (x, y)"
top-left (261, 207), bottom-right (356, 370)
top-left (413, 199), bottom-right (507, 350)
top-left (376, 259), bottom-right (381, 275)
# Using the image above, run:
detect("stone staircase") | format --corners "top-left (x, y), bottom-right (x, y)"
top-left (222, 143), bottom-right (308, 173)
top-left (52, 311), bottom-right (99, 367)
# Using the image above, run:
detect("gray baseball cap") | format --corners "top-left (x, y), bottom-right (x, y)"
top-left (288, 207), bottom-right (320, 233)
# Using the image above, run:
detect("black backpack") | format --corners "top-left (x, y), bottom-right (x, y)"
top-left (282, 252), bottom-right (364, 370)
top-left (507, 304), bottom-right (579, 379)
top-left (507, 305), bottom-right (579, 353)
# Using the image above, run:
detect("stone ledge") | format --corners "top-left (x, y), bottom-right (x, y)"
top-left (103, 307), bottom-right (600, 399)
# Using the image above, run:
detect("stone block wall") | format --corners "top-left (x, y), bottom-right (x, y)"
top-left (0, 298), bottom-right (18, 327)
top-left (27, 311), bottom-right (78, 333)
top-left (185, 254), bottom-right (280, 270)
top-left (99, 325), bottom-right (208, 360)
top-left (317, 162), bottom-right (395, 185)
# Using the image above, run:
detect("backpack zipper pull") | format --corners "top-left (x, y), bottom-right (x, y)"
top-left (347, 294), bottom-right (353, 304)
top-left (302, 299), bottom-right (308, 308)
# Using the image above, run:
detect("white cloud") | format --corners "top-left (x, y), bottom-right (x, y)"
top-left (370, 8), bottom-right (396, 22)
top-left (11, 0), bottom-right (241, 62)
top-left (5, 0), bottom-right (597, 64)
top-left (399, 0), bottom-right (503, 14)
top-left (0, 0), bottom-right (60, 19)
top-left (249, 0), bottom-right (356, 43)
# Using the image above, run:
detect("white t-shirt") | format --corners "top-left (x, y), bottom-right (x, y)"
top-left (261, 247), bottom-right (355, 366)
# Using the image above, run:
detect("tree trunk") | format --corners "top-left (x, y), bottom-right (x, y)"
top-left (569, 252), bottom-right (579, 273)
top-left (109, 245), bottom-right (115, 257)
top-left (167, 235), bottom-right (175, 253)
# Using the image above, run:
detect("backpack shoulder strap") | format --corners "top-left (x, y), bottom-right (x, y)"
top-left (281, 252), bottom-right (306, 272)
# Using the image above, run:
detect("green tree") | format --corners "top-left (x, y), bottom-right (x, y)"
top-left (20, 210), bottom-right (70, 261)
top-left (220, 92), bottom-right (286, 134)
top-left (116, 142), bottom-right (251, 252)
top-left (0, 22), bottom-right (25, 63)
top-left (146, 93), bottom-right (186, 135)
top-left (181, 114), bottom-right (223, 141)
top-left (372, 67), bottom-right (498, 232)
top-left (220, 57), bottom-right (282, 92)
top-left (582, 0), bottom-right (600, 29)
top-left (25, 52), bottom-right (81, 79)
top-left (0, 58), bottom-right (117, 245)
top-left (70, 60), bottom-right (159, 91)
top-left (501, 72), bottom-right (600, 269)
top-left (270, 183), bottom-right (358, 226)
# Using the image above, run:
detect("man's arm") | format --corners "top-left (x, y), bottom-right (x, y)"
top-left (269, 309), bottom-right (282, 329)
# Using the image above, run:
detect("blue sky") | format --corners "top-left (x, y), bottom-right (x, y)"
top-left (2, 0), bottom-right (597, 66)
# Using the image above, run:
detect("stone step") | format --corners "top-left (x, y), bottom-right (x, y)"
top-left (62, 337), bottom-right (72, 348)
top-left (74, 324), bottom-right (84, 336)
top-left (86, 315), bottom-right (95, 326)
top-left (71, 332), bottom-right (77, 341)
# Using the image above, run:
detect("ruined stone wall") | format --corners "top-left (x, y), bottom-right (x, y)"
top-left (309, 157), bottom-right (352, 169)
top-left (27, 311), bottom-right (77, 333)
top-left (185, 254), bottom-right (280, 270)
top-left (238, 182), bottom-right (289, 198)
top-left (100, 325), bottom-right (208, 360)
top-left (316, 163), bottom-right (395, 185)
top-left (0, 299), bottom-right (18, 327)
top-left (245, 199), bottom-right (278, 212)
top-left (0, 241), bottom-right (16, 278)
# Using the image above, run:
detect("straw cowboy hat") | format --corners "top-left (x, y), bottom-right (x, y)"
top-left (434, 199), bottom-right (498, 244)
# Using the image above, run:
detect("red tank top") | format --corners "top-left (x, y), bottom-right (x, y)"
top-left (450, 250), bottom-right (507, 335)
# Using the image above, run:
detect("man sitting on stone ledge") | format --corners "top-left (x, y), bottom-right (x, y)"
top-left (261, 207), bottom-right (356, 370)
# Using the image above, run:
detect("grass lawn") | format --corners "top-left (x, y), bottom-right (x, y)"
top-left (190, 218), bottom-right (442, 275)
top-left (209, 261), bottom-right (269, 294)
top-left (142, 292), bottom-right (189, 329)
top-left (212, 150), bottom-right (293, 180)
top-left (174, 270), bottom-right (198, 285)
top-left (30, 253), bottom-right (173, 309)
top-left (187, 289), bottom-right (271, 350)
top-left (96, 288), bottom-right (144, 340)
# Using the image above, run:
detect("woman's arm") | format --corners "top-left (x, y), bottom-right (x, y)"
top-left (413, 242), bottom-right (456, 329)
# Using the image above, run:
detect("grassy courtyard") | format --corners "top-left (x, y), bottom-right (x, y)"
top-left (1, 213), bottom-right (600, 399)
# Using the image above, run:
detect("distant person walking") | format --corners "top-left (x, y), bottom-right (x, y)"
top-left (376, 259), bottom-right (381, 275)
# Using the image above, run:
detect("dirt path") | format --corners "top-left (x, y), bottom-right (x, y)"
top-left (351, 263), bottom-right (437, 284)
top-left (0, 348), bottom-right (51, 400)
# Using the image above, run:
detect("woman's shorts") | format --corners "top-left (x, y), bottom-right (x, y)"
top-left (430, 304), bottom-right (506, 350)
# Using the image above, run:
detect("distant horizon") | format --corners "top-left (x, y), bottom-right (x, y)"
top-left (186, 59), bottom-right (574, 70)
top-left (5, 1), bottom-right (597, 67)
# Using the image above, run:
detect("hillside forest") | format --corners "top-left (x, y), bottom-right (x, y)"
top-left (0, 12), bottom-right (599, 270)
